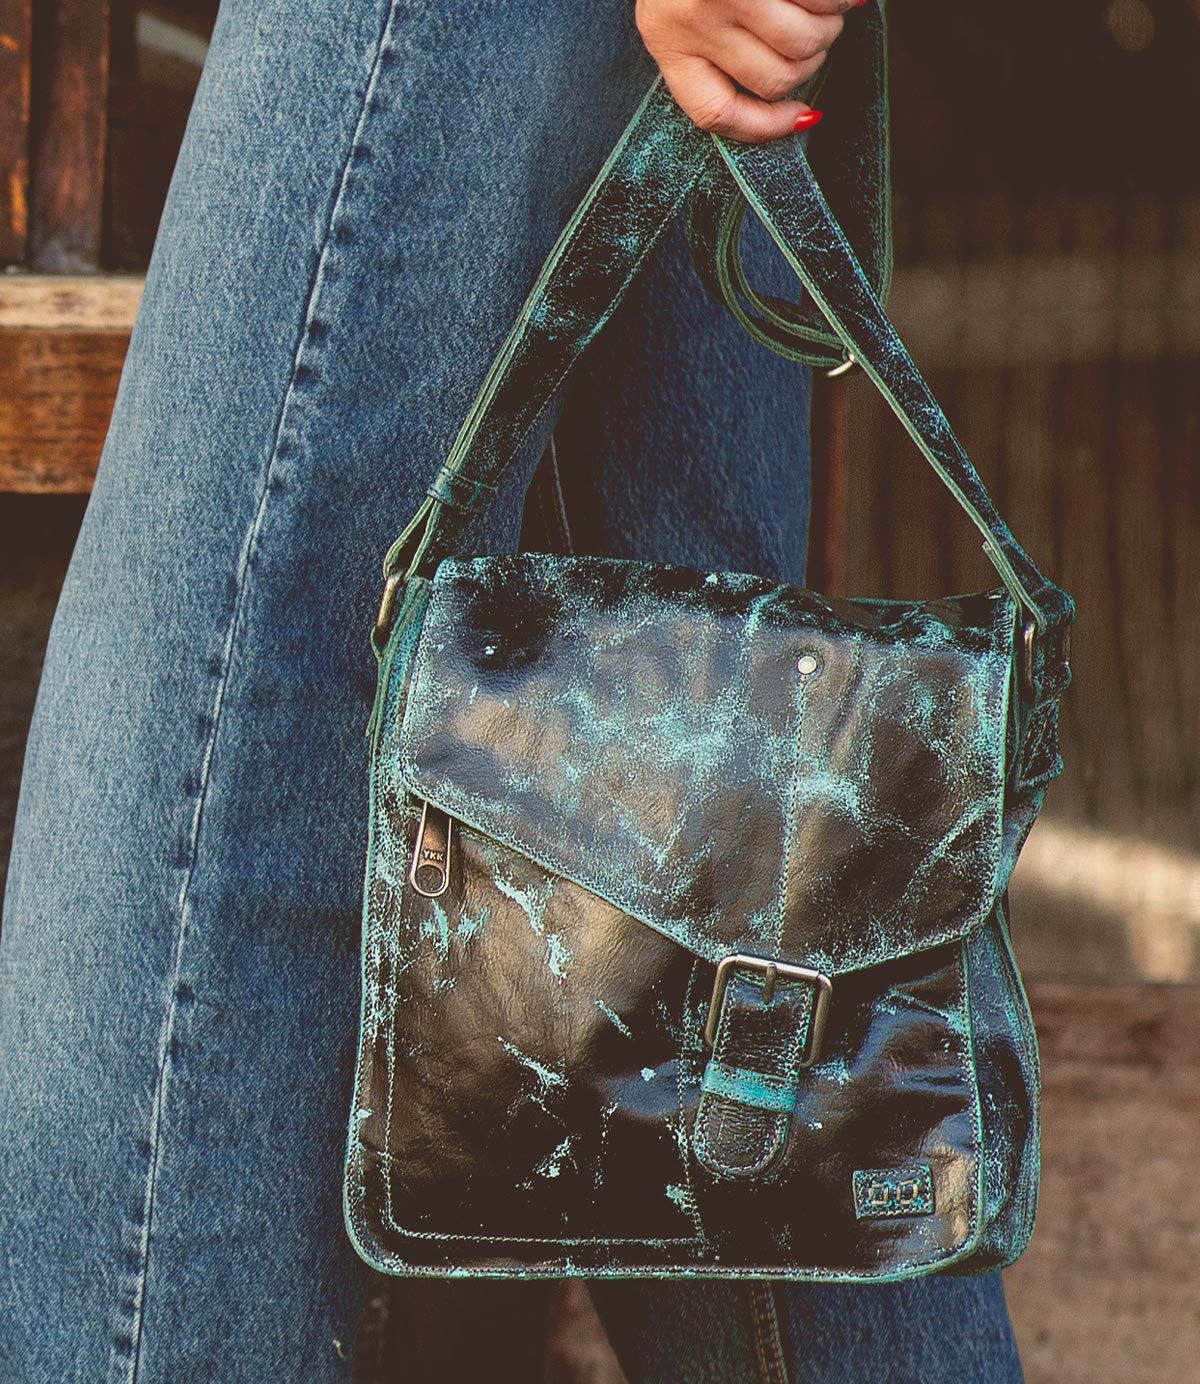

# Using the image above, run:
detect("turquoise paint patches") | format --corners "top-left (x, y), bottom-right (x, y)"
top-left (356, 536), bottom-right (1051, 1273)
top-left (428, 901), bottom-right (451, 962)
top-left (820, 1054), bottom-right (854, 1087)
top-left (398, 555), bottom-right (1014, 981)
top-left (789, 760), bottom-right (869, 827)
top-left (493, 871), bottom-right (551, 937)
top-left (535, 1137), bottom-right (575, 1179)
top-left (700, 1061), bottom-right (798, 1114)
top-left (455, 903), bottom-right (490, 942)
top-left (545, 932), bottom-right (571, 978)
top-left (665, 1184), bottom-right (694, 1212)
top-left (595, 1000), bottom-right (632, 1038)
top-left (497, 1038), bottom-right (565, 1089)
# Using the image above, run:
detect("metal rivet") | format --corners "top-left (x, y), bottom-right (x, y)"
top-left (796, 652), bottom-right (820, 677)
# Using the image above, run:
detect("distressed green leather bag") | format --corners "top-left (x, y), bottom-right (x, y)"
top-left (343, 74), bottom-right (1074, 1281)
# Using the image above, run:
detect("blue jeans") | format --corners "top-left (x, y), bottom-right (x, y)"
top-left (0, 0), bottom-right (1023, 1379)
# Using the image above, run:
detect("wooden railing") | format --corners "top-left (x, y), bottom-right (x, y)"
top-left (0, 275), bottom-right (138, 490)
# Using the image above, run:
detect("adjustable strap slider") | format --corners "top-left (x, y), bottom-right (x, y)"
top-left (1013, 615), bottom-right (1073, 790)
top-left (374, 572), bottom-right (405, 650)
top-left (426, 464), bottom-right (498, 512)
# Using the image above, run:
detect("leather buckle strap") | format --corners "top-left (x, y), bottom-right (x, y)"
top-left (703, 954), bottom-right (831, 1064)
top-left (694, 956), bottom-right (832, 1180)
top-left (1019, 617), bottom-right (1072, 703)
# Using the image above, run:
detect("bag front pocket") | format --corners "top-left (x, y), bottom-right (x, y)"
top-left (356, 814), bottom-right (703, 1248)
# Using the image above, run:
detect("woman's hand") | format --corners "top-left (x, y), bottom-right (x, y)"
top-left (636, 0), bottom-right (865, 143)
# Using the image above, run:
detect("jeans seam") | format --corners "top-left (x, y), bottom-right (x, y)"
top-left (748, 1281), bottom-right (791, 1384)
top-left (112, 2), bottom-right (402, 1377)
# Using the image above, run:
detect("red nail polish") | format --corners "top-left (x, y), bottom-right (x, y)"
top-left (793, 110), bottom-right (824, 132)
top-left (854, 0), bottom-right (869, 8)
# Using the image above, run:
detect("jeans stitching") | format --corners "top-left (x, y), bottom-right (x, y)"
top-left (114, 2), bottom-right (402, 1377)
top-left (749, 1282), bottom-right (791, 1384)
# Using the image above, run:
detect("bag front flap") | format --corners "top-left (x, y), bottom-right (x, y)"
top-left (396, 555), bottom-right (1013, 977)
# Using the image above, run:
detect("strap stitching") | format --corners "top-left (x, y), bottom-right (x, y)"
top-left (714, 138), bottom-right (1059, 631)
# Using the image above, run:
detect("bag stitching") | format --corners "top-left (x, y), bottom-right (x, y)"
top-left (675, 959), bottom-right (710, 1243)
top-left (356, 557), bottom-right (994, 1270)
top-left (373, 796), bottom-right (699, 1248)
top-left (431, 126), bottom-right (702, 544)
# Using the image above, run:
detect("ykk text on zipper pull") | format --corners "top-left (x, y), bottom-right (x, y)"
top-left (409, 801), bottom-right (453, 898)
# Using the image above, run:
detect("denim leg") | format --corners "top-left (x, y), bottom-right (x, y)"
top-left (772, 1275), bottom-right (1024, 1383)
top-left (0, 1), bottom-right (656, 1378)
top-left (591, 1281), bottom-right (789, 1384)
top-left (554, 204), bottom-right (812, 586)
top-left (591, 1273), bottom-right (1023, 1384)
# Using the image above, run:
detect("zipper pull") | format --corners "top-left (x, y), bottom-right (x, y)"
top-left (409, 801), bottom-right (453, 898)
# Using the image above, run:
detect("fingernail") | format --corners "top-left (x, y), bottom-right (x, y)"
top-left (793, 109), bottom-right (824, 132)
top-left (854, 0), bottom-right (869, 8)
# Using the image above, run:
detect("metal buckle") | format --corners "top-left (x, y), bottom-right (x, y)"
top-left (703, 953), bottom-right (833, 1067)
top-left (1019, 617), bottom-right (1038, 700)
top-left (374, 571), bottom-right (405, 648)
top-left (1020, 618), bottom-right (1072, 702)
top-left (825, 352), bottom-right (858, 379)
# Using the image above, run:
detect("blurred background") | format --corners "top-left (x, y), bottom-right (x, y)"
top-left (1, 2), bottom-right (1196, 1381)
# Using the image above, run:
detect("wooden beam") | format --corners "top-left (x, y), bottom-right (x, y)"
top-left (0, 0), bottom-right (33, 264)
top-left (0, 274), bottom-right (139, 492)
top-left (886, 240), bottom-right (1200, 367)
top-left (29, 0), bottom-right (110, 271)
top-left (0, 272), bottom-right (142, 329)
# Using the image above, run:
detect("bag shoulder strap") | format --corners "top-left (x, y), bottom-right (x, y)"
top-left (376, 80), bottom-right (1073, 656)
top-left (716, 135), bottom-right (1073, 635)
top-left (686, 0), bottom-right (893, 369)
top-left (378, 81), bottom-right (707, 610)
